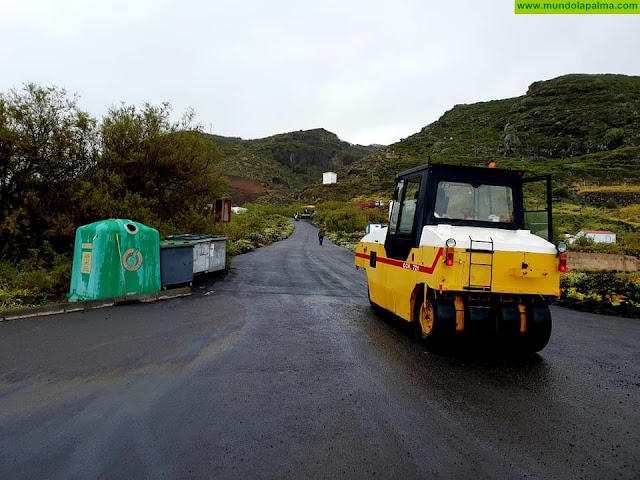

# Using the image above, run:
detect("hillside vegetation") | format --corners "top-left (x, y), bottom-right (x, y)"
top-left (0, 84), bottom-right (228, 309)
top-left (323, 74), bottom-right (640, 202)
top-left (300, 74), bottom-right (640, 258)
top-left (205, 129), bottom-right (382, 200)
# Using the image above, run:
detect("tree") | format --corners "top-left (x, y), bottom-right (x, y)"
top-left (0, 84), bottom-right (98, 257)
top-left (100, 102), bottom-right (228, 227)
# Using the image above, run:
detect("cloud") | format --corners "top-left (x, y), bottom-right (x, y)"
top-left (1, 0), bottom-right (638, 145)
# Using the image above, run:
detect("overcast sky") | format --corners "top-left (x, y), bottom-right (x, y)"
top-left (1, 0), bottom-right (638, 145)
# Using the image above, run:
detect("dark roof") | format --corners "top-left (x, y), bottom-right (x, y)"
top-left (397, 162), bottom-right (524, 181)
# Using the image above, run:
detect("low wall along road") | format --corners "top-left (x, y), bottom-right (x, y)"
top-left (567, 251), bottom-right (640, 272)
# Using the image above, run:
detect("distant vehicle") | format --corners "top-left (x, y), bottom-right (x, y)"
top-left (299, 205), bottom-right (316, 220)
top-left (357, 200), bottom-right (385, 209)
top-left (355, 162), bottom-right (566, 353)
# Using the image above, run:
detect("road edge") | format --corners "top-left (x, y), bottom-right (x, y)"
top-left (0, 287), bottom-right (192, 323)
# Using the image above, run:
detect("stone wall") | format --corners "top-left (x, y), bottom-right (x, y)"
top-left (567, 251), bottom-right (640, 272)
top-left (576, 191), bottom-right (640, 207)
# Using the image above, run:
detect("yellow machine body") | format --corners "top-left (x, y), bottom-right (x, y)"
top-left (356, 235), bottom-right (560, 323)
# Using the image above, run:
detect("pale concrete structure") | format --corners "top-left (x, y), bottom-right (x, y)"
top-left (323, 172), bottom-right (337, 184)
top-left (567, 252), bottom-right (639, 272)
top-left (575, 230), bottom-right (617, 244)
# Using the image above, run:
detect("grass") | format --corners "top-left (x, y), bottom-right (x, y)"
top-left (205, 129), bottom-right (382, 195)
top-left (218, 203), bottom-right (295, 258)
top-left (577, 185), bottom-right (640, 193)
top-left (311, 201), bottom-right (388, 251)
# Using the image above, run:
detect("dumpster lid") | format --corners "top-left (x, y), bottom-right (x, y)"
top-left (160, 242), bottom-right (195, 249)
top-left (166, 234), bottom-right (214, 241)
top-left (163, 234), bottom-right (227, 244)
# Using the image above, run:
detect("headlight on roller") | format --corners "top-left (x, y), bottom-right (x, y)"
top-left (446, 238), bottom-right (456, 248)
top-left (556, 241), bottom-right (567, 253)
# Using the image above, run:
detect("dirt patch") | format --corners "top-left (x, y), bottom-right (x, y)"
top-left (227, 175), bottom-right (274, 204)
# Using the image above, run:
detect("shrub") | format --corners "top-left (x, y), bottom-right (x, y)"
top-left (552, 186), bottom-right (570, 199)
top-left (602, 128), bottom-right (625, 150)
top-left (572, 235), bottom-right (595, 247)
top-left (560, 270), bottom-right (640, 317)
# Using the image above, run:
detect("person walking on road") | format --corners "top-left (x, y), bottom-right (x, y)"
top-left (318, 225), bottom-right (326, 246)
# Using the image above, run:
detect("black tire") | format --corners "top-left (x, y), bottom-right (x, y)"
top-left (523, 304), bottom-right (552, 353)
top-left (413, 297), bottom-right (454, 344)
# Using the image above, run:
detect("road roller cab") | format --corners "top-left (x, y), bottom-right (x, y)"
top-left (355, 162), bottom-right (567, 352)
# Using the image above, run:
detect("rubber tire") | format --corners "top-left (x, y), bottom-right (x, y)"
top-left (413, 296), bottom-right (434, 344)
top-left (523, 304), bottom-right (552, 353)
top-left (414, 296), bottom-right (456, 345)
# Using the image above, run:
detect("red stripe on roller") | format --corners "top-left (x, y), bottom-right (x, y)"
top-left (355, 248), bottom-right (443, 274)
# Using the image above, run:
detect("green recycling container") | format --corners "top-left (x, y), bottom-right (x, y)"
top-left (68, 219), bottom-right (161, 302)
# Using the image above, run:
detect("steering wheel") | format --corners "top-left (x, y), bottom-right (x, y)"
top-left (461, 207), bottom-right (478, 219)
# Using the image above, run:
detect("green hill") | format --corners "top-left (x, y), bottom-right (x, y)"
top-left (204, 129), bottom-right (382, 202)
top-left (302, 74), bottom-right (640, 203)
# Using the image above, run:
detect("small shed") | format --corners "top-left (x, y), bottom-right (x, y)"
top-left (323, 172), bottom-right (337, 184)
top-left (576, 230), bottom-right (617, 243)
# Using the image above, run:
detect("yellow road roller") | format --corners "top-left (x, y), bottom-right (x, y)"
top-left (355, 162), bottom-right (567, 352)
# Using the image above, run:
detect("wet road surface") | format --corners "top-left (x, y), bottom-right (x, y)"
top-left (1, 220), bottom-right (639, 479)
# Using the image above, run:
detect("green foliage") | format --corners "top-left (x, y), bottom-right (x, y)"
top-left (333, 73), bottom-right (640, 203)
top-left (552, 186), bottom-right (570, 198)
top-left (101, 103), bottom-right (228, 224)
top-left (560, 270), bottom-right (640, 317)
top-left (227, 239), bottom-right (255, 256)
top-left (0, 246), bottom-right (72, 308)
top-left (0, 84), bottom-right (98, 258)
top-left (314, 202), bottom-right (367, 232)
top-left (324, 75), bottom-right (640, 258)
top-left (205, 129), bottom-right (383, 196)
top-left (0, 85), bottom-right (229, 262)
top-left (217, 204), bottom-right (294, 265)
top-left (602, 128), bottom-right (625, 150)
top-left (311, 202), bottom-right (389, 250)
top-left (0, 84), bottom-right (233, 310)
top-left (568, 240), bottom-right (640, 258)
top-left (573, 235), bottom-right (595, 247)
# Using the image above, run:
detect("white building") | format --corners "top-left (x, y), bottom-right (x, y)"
top-left (575, 230), bottom-right (617, 244)
top-left (323, 172), bottom-right (337, 184)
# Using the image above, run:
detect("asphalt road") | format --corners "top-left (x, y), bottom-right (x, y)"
top-left (1, 220), bottom-right (639, 479)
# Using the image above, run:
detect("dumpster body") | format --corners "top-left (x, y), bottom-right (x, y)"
top-left (164, 234), bottom-right (227, 274)
top-left (69, 219), bottom-right (161, 301)
top-left (160, 243), bottom-right (194, 287)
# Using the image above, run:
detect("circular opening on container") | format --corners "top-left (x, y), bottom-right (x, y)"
top-left (125, 223), bottom-right (139, 235)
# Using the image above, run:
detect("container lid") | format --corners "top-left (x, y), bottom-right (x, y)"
top-left (160, 242), bottom-right (195, 249)
top-left (163, 234), bottom-right (227, 244)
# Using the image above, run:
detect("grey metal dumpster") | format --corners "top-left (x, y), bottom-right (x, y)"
top-left (160, 242), bottom-right (194, 287)
top-left (164, 234), bottom-right (227, 274)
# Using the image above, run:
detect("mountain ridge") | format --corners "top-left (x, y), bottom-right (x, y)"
top-left (305, 73), bottom-right (640, 202)
top-left (204, 128), bottom-right (384, 202)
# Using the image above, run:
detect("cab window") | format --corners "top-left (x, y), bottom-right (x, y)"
top-left (388, 180), bottom-right (405, 234)
top-left (434, 181), bottom-right (514, 224)
top-left (397, 178), bottom-right (421, 234)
